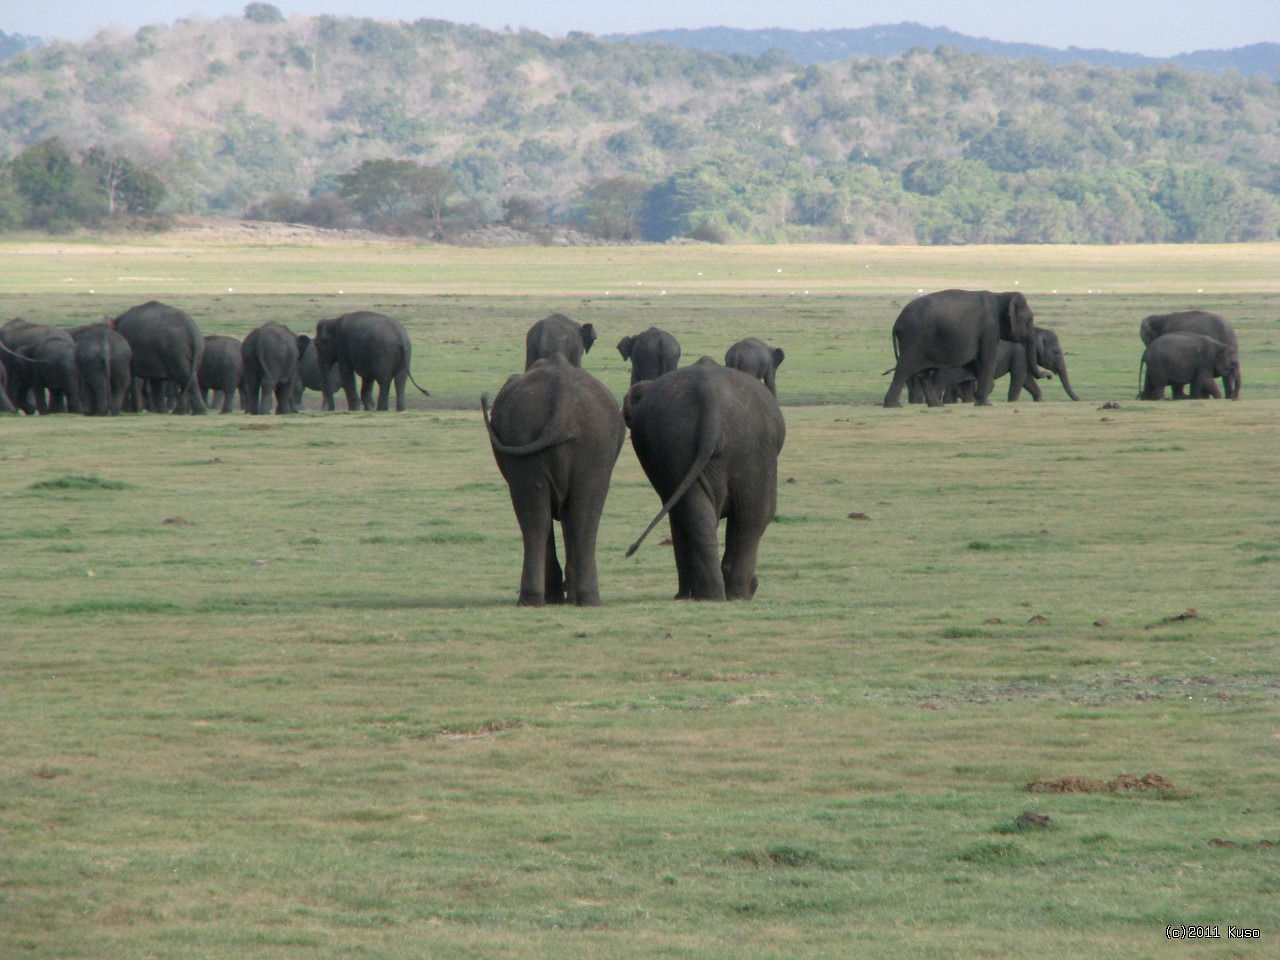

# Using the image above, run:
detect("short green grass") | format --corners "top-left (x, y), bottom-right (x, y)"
top-left (1, 242), bottom-right (1278, 958)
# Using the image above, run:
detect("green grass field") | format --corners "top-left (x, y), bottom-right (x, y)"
top-left (2, 241), bottom-right (1278, 958)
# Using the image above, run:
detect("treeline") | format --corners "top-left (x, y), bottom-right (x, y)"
top-left (0, 8), bottom-right (1278, 243)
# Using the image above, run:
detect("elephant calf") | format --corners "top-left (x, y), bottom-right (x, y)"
top-left (725, 337), bottom-right (785, 396)
top-left (525, 313), bottom-right (597, 370)
top-left (618, 327), bottom-right (681, 385)
top-left (482, 354), bottom-right (626, 606)
top-left (1139, 333), bottom-right (1238, 400)
top-left (625, 358), bottom-right (786, 601)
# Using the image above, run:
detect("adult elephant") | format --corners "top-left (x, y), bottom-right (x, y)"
top-left (1139, 333), bottom-right (1238, 400)
top-left (525, 313), bottom-right (597, 370)
top-left (242, 322), bottom-right (308, 415)
top-left (624, 358), bottom-right (786, 601)
top-left (1140, 310), bottom-right (1240, 399)
top-left (199, 334), bottom-right (244, 414)
top-left (724, 337), bottom-right (785, 397)
top-left (71, 321), bottom-right (132, 416)
top-left (313, 311), bottom-right (429, 412)
top-left (883, 289), bottom-right (1040, 407)
top-left (112, 301), bottom-right (206, 414)
top-left (482, 354), bottom-right (626, 607)
top-left (617, 327), bottom-right (681, 385)
top-left (0, 319), bottom-right (79, 414)
top-left (295, 338), bottom-right (340, 411)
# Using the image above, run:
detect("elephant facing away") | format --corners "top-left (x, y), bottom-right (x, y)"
top-left (883, 289), bottom-right (1039, 407)
top-left (625, 358), bottom-right (786, 601)
top-left (314, 311), bottom-right (429, 412)
top-left (725, 337), bottom-right (785, 396)
top-left (482, 354), bottom-right (626, 606)
top-left (1139, 333), bottom-right (1238, 400)
top-left (1140, 311), bottom-right (1240, 399)
top-left (112, 301), bottom-right (206, 414)
top-left (525, 313), bottom-right (597, 370)
top-left (0, 319), bottom-right (80, 414)
top-left (295, 338), bottom-right (340, 410)
top-left (199, 335), bottom-right (244, 413)
top-left (71, 322), bottom-right (132, 416)
top-left (617, 327), bottom-right (681, 385)
top-left (242, 322), bottom-right (308, 414)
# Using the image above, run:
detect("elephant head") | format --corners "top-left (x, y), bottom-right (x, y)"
top-left (1001, 293), bottom-right (1035, 343)
top-left (314, 318), bottom-right (338, 368)
top-left (580, 322), bottom-right (598, 355)
top-left (617, 335), bottom-right (636, 361)
top-left (1035, 328), bottom-right (1081, 401)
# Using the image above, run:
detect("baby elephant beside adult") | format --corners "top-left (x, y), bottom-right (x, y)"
top-left (1140, 310), bottom-right (1240, 399)
top-left (313, 311), bottom-right (429, 411)
top-left (1138, 332), bottom-right (1238, 400)
top-left (482, 354), bottom-right (625, 606)
top-left (625, 358), bottom-right (786, 601)
top-left (242, 322), bottom-right (309, 415)
top-left (883, 288), bottom-right (1040, 407)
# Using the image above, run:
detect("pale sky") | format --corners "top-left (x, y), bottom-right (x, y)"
top-left (3, 1), bottom-right (1278, 57)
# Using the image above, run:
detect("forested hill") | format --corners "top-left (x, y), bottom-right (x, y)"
top-left (0, 13), bottom-right (1278, 244)
top-left (607, 24), bottom-right (1280, 77)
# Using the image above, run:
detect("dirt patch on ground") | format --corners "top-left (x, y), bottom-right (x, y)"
top-left (1026, 773), bottom-right (1177, 794)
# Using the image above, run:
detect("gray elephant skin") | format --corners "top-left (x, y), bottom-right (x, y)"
top-left (112, 301), bottom-right (207, 414)
top-left (883, 289), bottom-right (1039, 407)
top-left (525, 313), bottom-right (597, 369)
top-left (242, 322), bottom-right (308, 415)
top-left (482, 354), bottom-right (626, 606)
top-left (199, 335), bottom-right (244, 413)
top-left (71, 322), bottom-right (132, 416)
top-left (0, 318), bottom-right (80, 414)
top-left (314, 311), bottom-right (429, 411)
top-left (625, 358), bottom-right (786, 601)
top-left (725, 337), bottom-right (785, 396)
top-left (617, 327), bottom-right (681, 385)
top-left (296, 338), bottom-right (340, 410)
top-left (1139, 332), bottom-right (1238, 400)
top-left (1140, 310), bottom-right (1240, 399)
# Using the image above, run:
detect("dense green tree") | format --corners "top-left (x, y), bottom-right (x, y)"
top-left (337, 158), bottom-right (455, 233)
top-left (572, 176), bottom-right (650, 240)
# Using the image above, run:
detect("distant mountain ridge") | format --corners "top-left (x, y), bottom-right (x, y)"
top-left (605, 22), bottom-right (1280, 77)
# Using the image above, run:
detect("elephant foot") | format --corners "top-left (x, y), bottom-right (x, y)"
top-left (517, 593), bottom-right (546, 607)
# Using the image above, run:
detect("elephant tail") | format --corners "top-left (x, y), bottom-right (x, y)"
top-left (481, 391), bottom-right (572, 457)
top-left (625, 397), bottom-right (720, 558)
top-left (408, 367), bottom-right (430, 397)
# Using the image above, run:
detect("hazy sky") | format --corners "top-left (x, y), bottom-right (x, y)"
top-left (4, 1), bottom-right (1278, 57)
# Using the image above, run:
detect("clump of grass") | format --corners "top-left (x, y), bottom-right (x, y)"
top-left (29, 475), bottom-right (127, 491)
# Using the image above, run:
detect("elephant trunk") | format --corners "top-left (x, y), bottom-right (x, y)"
top-left (1056, 358), bottom-right (1081, 401)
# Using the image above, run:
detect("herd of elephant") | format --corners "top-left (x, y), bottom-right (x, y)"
top-left (880, 289), bottom-right (1243, 407)
top-left (0, 291), bottom-right (1246, 606)
top-left (0, 301), bottom-right (428, 416)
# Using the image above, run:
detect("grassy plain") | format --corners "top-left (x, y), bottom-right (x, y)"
top-left (1, 239), bottom-right (1278, 958)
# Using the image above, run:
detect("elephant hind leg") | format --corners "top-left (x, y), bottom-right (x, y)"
top-left (722, 511), bottom-right (767, 601)
top-left (669, 493), bottom-right (726, 601)
top-left (543, 527), bottom-right (565, 604)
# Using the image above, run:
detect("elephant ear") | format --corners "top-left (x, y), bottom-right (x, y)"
top-left (622, 381), bottom-right (650, 429)
top-left (772, 347), bottom-right (785, 368)
top-left (295, 334), bottom-right (311, 357)
top-left (616, 335), bottom-right (633, 360)
top-left (581, 323), bottom-right (598, 353)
